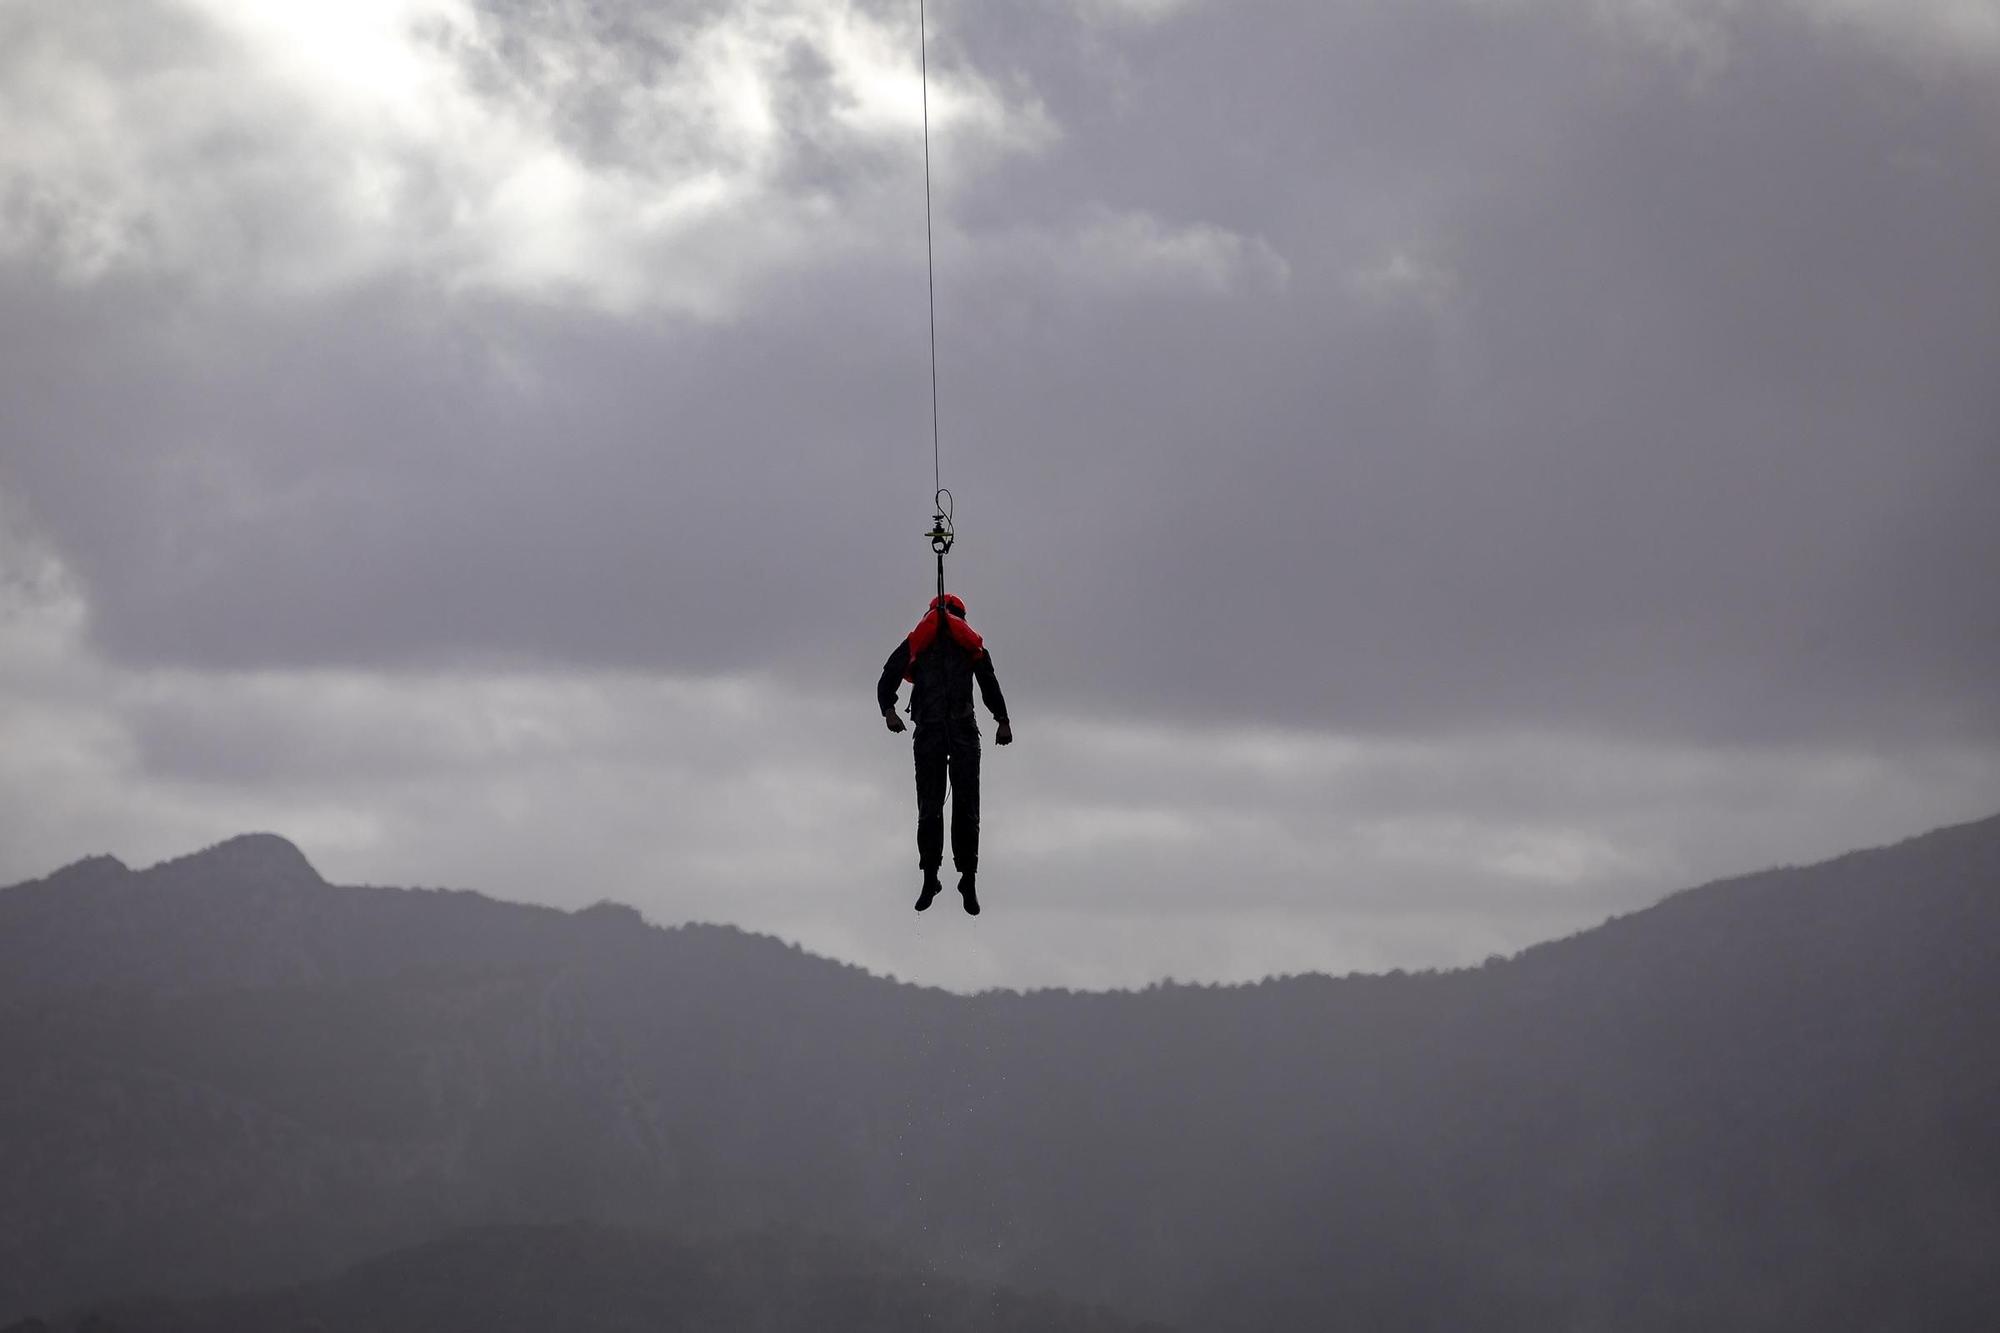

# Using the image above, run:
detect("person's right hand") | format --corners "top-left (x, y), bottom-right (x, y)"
top-left (885, 712), bottom-right (907, 734)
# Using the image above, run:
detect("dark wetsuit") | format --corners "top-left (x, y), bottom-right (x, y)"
top-left (878, 631), bottom-right (1009, 873)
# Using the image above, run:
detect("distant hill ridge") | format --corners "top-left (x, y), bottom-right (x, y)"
top-left (10, 813), bottom-right (1999, 998)
top-left (2, 815), bottom-right (1996, 1332)
top-left (87, 1224), bottom-right (1169, 1333)
top-left (0, 831), bottom-right (875, 1003)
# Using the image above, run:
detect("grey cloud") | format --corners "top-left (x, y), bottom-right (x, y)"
top-left (2, 0), bottom-right (1996, 756)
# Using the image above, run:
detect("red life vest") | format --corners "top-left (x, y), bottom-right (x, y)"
top-left (904, 594), bottom-right (984, 681)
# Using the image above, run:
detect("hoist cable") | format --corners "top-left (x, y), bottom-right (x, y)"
top-left (918, 0), bottom-right (942, 503)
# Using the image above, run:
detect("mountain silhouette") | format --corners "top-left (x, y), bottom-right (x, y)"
top-left (81, 1224), bottom-right (1168, 1333)
top-left (2, 818), bottom-right (1996, 1331)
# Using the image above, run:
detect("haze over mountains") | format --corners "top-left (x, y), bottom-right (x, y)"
top-left (3, 818), bottom-right (1996, 1331)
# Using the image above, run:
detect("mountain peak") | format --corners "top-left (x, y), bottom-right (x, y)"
top-left (38, 852), bottom-right (130, 888)
top-left (165, 832), bottom-right (324, 884)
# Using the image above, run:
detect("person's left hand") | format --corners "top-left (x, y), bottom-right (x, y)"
top-left (996, 720), bottom-right (1013, 746)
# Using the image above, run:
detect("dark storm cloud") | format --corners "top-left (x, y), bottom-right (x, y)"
top-left (2, 0), bottom-right (1996, 747)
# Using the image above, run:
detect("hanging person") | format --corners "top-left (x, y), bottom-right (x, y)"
top-left (878, 593), bottom-right (1012, 914)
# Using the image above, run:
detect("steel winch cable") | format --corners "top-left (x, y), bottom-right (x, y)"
top-left (918, 0), bottom-right (943, 506)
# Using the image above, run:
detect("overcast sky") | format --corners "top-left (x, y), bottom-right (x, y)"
top-left (2, 0), bottom-right (1996, 989)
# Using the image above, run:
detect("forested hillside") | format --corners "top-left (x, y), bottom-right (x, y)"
top-left (3, 819), bottom-right (1996, 1331)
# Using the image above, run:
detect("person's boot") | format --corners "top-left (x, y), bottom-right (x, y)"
top-left (957, 871), bottom-right (980, 916)
top-left (915, 869), bottom-right (943, 912)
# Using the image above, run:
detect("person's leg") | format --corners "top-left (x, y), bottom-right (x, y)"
top-left (914, 726), bottom-right (948, 876)
top-left (947, 717), bottom-right (982, 913)
top-left (947, 720), bottom-right (982, 872)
